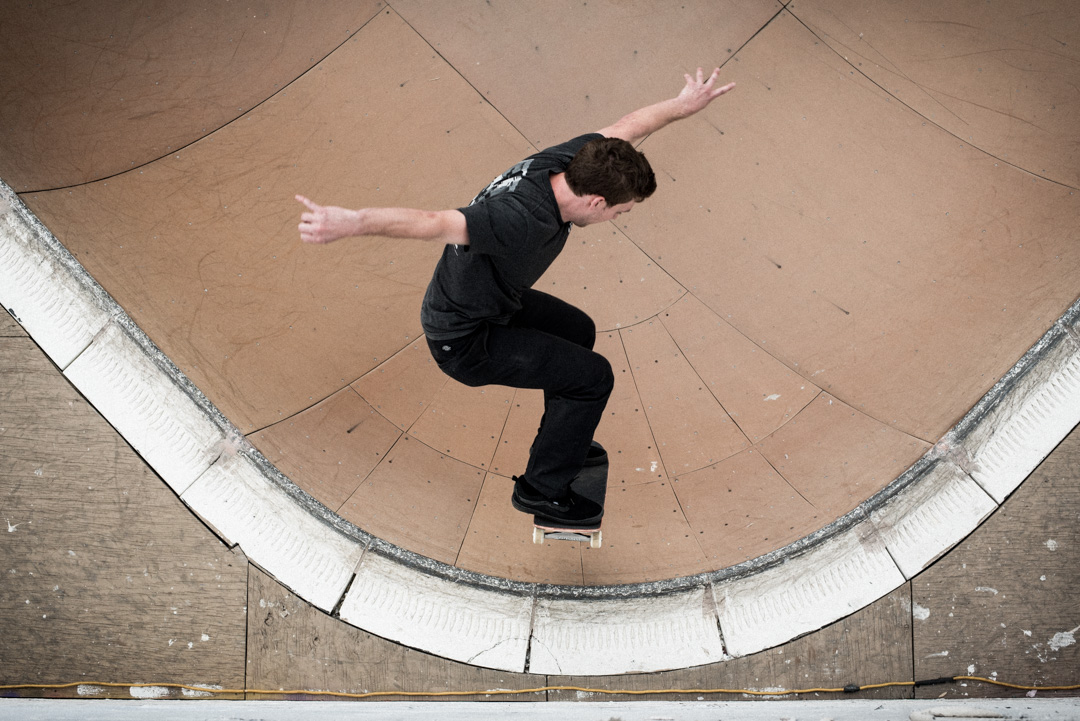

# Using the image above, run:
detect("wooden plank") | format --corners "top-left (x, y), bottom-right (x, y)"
top-left (547, 584), bottom-right (914, 701)
top-left (245, 565), bottom-right (545, 701)
top-left (913, 424), bottom-right (1080, 699)
top-left (0, 337), bottom-right (249, 698)
top-left (1, 307), bottom-right (25, 336)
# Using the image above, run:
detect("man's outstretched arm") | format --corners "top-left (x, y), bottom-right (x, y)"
top-left (598, 68), bottom-right (735, 145)
top-left (296, 195), bottom-right (469, 246)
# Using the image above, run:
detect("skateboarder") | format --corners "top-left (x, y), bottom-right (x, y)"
top-left (297, 68), bottom-right (735, 528)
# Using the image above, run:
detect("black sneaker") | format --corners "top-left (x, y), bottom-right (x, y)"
top-left (511, 476), bottom-right (604, 526)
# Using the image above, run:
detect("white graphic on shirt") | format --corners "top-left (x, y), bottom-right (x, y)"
top-left (471, 158), bottom-right (533, 205)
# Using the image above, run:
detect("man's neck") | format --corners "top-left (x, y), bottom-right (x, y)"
top-left (550, 172), bottom-right (585, 225)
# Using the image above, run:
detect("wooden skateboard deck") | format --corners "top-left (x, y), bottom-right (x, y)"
top-left (532, 455), bottom-right (607, 548)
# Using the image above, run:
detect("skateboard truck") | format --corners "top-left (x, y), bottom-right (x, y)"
top-left (532, 519), bottom-right (602, 548)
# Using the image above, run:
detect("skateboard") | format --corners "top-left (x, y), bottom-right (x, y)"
top-left (532, 519), bottom-right (602, 548)
top-left (532, 452), bottom-right (608, 548)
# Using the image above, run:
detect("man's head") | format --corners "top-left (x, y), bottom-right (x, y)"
top-left (565, 137), bottom-right (657, 206)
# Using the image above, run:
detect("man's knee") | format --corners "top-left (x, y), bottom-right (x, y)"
top-left (595, 355), bottom-right (615, 397)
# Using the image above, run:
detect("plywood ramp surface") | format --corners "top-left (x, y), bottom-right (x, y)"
top-left (2, 0), bottom-right (1079, 677)
top-left (0, 0), bottom-right (384, 191)
top-left (793, 0), bottom-right (1080, 188)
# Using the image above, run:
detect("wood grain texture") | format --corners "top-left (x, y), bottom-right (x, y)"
top-left (913, 426), bottom-right (1080, 698)
top-left (245, 565), bottom-right (544, 701)
top-left (0, 337), bottom-right (248, 698)
top-left (1, 307), bottom-right (25, 336)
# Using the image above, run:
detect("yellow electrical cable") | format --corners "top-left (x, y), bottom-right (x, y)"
top-left (1, 676), bottom-right (1077, 699)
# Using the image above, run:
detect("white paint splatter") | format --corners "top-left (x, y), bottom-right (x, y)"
top-left (1049, 627), bottom-right (1078, 651)
top-left (975, 586), bottom-right (998, 595)
top-left (650, 461), bottom-right (659, 473)
top-left (1044, 539), bottom-right (1059, 551)
top-left (912, 603), bottom-right (931, 620)
top-left (129, 686), bottom-right (169, 699)
top-left (925, 650), bottom-right (949, 658)
top-left (77, 685), bottom-right (104, 696)
top-left (6, 519), bottom-right (22, 533)
top-left (763, 394), bottom-right (781, 401)
top-left (201, 634), bottom-right (210, 642)
top-left (181, 684), bottom-right (220, 698)
top-left (967, 664), bottom-right (976, 674)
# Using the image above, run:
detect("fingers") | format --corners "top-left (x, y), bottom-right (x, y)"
top-left (711, 80), bottom-right (736, 98)
top-left (295, 194), bottom-right (319, 211)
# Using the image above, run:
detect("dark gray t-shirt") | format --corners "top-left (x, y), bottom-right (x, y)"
top-left (420, 134), bottom-right (601, 341)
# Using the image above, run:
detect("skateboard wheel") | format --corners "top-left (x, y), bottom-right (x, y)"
top-left (533, 527), bottom-right (546, 545)
top-left (590, 530), bottom-right (602, 549)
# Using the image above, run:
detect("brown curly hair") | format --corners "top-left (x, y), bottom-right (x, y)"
top-left (565, 137), bottom-right (657, 205)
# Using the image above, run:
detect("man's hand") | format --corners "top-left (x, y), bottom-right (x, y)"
top-left (296, 194), bottom-right (359, 244)
top-left (675, 67), bottom-right (736, 118)
top-left (296, 194), bottom-right (469, 246)
top-left (599, 68), bottom-right (735, 145)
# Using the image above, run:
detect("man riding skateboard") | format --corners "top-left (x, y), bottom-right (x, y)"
top-left (297, 68), bottom-right (735, 529)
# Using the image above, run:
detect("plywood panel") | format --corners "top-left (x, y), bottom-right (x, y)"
top-left (456, 473), bottom-right (584, 585)
top-left (673, 449), bottom-right (822, 568)
top-left (245, 565), bottom-right (544, 700)
top-left (393, 0), bottom-right (782, 149)
top-left (1, 308), bottom-right (25, 336)
top-left (595, 331), bottom-right (669, 490)
top-left (249, 387), bottom-right (402, 512)
top-left (352, 341), bottom-right (449, 431)
top-left (489, 388), bottom-right (545, 479)
top-left (661, 294), bottom-right (819, 442)
top-left (337, 436), bottom-right (485, 565)
top-left (0, 338), bottom-right (247, 696)
top-left (792, 0), bottom-right (1080, 187)
top-left (581, 480), bottom-right (709, 585)
top-left (23, 8), bottom-right (536, 432)
top-left (756, 394), bottom-right (929, 518)
top-left (0, 0), bottom-right (384, 190)
top-left (626, 9), bottom-right (1080, 441)
top-left (621, 320), bottom-right (750, 475)
top-left (912, 425), bottom-right (1080, 698)
top-left (409, 381), bottom-right (514, 471)
top-left (540, 223), bottom-right (685, 332)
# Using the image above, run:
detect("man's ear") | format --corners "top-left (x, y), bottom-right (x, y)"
top-left (586, 195), bottom-right (607, 210)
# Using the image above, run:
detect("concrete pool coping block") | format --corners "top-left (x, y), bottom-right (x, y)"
top-left (3, 177), bottom-right (1079, 674)
top-left (339, 551), bottom-right (533, 672)
top-left (529, 587), bottom-right (728, 675)
top-left (712, 521), bottom-right (906, 658)
top-left (181, 451), bottom-right (366, 612)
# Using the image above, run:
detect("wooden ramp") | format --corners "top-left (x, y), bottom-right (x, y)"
top-left (1, 0), bottom-right (1078, 679)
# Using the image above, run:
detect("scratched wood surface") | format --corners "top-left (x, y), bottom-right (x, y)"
top-left (1, 308), bottom-right (24, 336)
top-left (244, 565), bottom-right (545, 701)
top-left (913, 427), bottom-right (1080, 699)
top-left (0, 336), bottom-right (249, 699)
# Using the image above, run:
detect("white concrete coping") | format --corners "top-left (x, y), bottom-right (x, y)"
top-left (340, 551), bottom-right (533, 671)
top-left (64, 320), bottom-right (226, 496)
top-left (3, 178), bottom-right (1078, 675)
top-left (529, 587), bottom-right (727, 675)
top-left (181, 452), bottom-right (365, 612)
